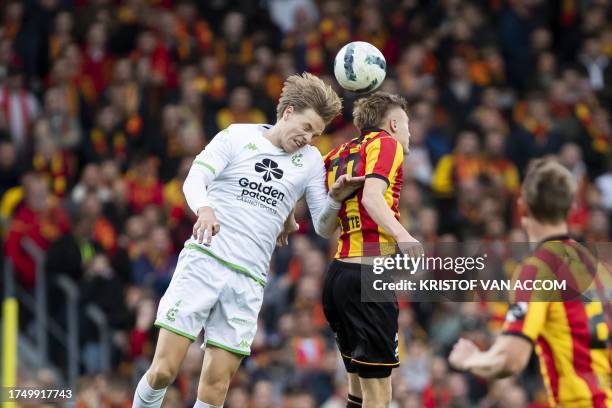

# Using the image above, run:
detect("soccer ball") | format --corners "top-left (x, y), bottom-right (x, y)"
top-left (333, 41), bottom-right (386, 93)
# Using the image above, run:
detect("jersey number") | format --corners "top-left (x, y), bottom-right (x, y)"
top-left (584, 299), bottom-right (610, 349)
top-left (328, 152), bottom-right (361, 181)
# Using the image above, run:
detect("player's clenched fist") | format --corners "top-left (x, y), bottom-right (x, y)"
top-left (193, 206), bottom-right (220, 245)
top-left (397, 234), bottom-right (424, 259)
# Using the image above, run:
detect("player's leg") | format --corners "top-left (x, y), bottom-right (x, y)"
top-left (347, 372), bottom-right (363, 407)
top-left (330, 261), bottom-right (399, 408)
top-left (134, 248), bottom-right (226, 408)
top-left (358, 376), bottom-right (392, 408)
top-left (133, 329), bottom-right (192, 408)
top-left (352, 299), bottom-right (398, 407)
top-left (195, 345), bottom-right (243, 407)
top-left (323, 261), bottom-right (364, 407)
top-left (195, 267), bottom-right (264, 407)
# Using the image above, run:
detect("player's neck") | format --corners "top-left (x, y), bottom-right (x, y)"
top-left (527, 221), bottom-right (569, 244)
top-left (262, 125), bottom-right (282, 148)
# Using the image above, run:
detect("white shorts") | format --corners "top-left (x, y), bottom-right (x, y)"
top-left (154, 246), bottom-right (264, 356)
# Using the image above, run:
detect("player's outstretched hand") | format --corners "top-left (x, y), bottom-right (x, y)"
top-left (329, 174), bottom-right (366, 201)
top-left (448, 338), bottom-right (479, 371)
top-left (193, 206), bottom-right (220, 246)
top-left (277, 210), bottom-right (299, 246)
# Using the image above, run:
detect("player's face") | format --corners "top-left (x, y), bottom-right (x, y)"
top-left (388, 107), bottom-right (411, 154)
top-left (278, 107), bottom-right (325, 153)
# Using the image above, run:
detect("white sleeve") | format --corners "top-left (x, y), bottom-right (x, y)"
top-left (183, 128), bottom-right (234, 215)
top-left (304, 153), bottom-right (341, 238)
top-left (192, 128), bottom-right (234, 178)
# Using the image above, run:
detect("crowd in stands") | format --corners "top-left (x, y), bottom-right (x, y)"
top-left (0, 0), bottom-right (610, 406)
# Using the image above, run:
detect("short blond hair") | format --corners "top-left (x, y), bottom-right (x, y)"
top-left (522, 158), bottom-right (576, 224)
top-left (276, 72), bottom-right (342, 125)
top-left (353, 92), bottom-right (408, 130)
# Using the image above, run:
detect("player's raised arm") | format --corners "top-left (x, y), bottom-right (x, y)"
top-left (183, 128), bottom-right (234, 244)
top-left (304, 154), bottom-right (364, 239)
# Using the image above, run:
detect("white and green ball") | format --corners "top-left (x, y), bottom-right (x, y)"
top-left (333, 41), bottom-right (386, 93)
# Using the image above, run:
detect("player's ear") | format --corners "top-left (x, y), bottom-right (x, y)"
top-left (283, 105), bottom-right (294, 120)
top-left (390, 118), bottom-right (398, 133)
top-left (517, 196), bottom-right (532, 230)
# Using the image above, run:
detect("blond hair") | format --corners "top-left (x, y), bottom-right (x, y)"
top-left (522, 158), bottom-right (576, 224)
top-left (276, 72), bottom-right (342, 124)
top-left (353, 92), bottom-right (408, 130)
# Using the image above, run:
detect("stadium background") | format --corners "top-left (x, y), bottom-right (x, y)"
top-left (0, 0), bottom-right (610, 406)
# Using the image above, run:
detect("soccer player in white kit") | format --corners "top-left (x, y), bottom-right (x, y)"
top-left (133, 73), bottom-right (362, 408)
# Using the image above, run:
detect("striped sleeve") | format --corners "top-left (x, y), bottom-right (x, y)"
top-left (502, 257), bottom-right (550, 342)
top-left (502, 301), bottom-right (547, 343)
top-left (364, 137), bottom-right (403, 185)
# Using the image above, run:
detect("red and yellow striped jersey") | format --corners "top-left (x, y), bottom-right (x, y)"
top-left (324, 128), bottom-right (404, 258)
top-left (503, 236), bottom-right (611, 408)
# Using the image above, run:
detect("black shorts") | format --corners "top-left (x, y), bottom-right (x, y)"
top-left (322, 260), bottom-right (399, 378)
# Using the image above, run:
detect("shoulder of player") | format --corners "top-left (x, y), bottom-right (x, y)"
top-left (225, 123), bottom-right (266, 138)
top-left (217, 123), bottom-right (269, 149)
top-left (323, 143), bottom-right (347, 161)
top-left (299, 145), bottom-right (325, 162)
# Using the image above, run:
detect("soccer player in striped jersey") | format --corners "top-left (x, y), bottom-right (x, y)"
top-left (449, 159), bottom-right (611, 408)
top-left (322, 92), bottom-right (421, 408)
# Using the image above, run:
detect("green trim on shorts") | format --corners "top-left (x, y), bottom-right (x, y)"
top-left (193, 160), bottom-right (216, 175)
top-left (206, 339), bottom-right (250, 356)
top-left (154, 320), bottom-right (197, 341)
top-left (184, 243), bottom-right (266, 287)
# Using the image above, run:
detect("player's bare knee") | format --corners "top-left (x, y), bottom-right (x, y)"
top-left (360, 378), bottom-right (391, 408)
top-left (200, 373), bottom-right (231, 399)
top-left (362, 392), bottom-right (391, 408)
top-left (148, 361), bottom-right (179, 388)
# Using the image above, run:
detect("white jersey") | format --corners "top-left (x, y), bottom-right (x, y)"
top-left (184, 124), bottom-right (328, 286)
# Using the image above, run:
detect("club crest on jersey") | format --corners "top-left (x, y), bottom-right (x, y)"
top-left (255, 158), bottom-right (284, 181)
top-left (291, 153), bottom-right (303, 167)
top-left (166, 300), bottom-right (182, 322)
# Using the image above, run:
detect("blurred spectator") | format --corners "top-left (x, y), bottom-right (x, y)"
top-left (0, 66), bottom-right (40, 154)
top-left (125, 154), bottom-right (164, 214)
top-left (84, 105), bottom-right (129, 166)
top-left (80, 252), bottom-right (131, 373)
top-left (579, 35), bottom-right (609, 91)
top-left (440, 56), bottom-right (480, 132)
top-left (0, 137), bottom-right (22, 198)
top-left (80, 22), bottom-right (113, 104)
top-left (216, 86), bottom-right (266, 131)
top-left (42, 86), bottom-right (82, 150)
top-left (432, 129), bottom-right (482, 199)
top-left (267, 0), bottom-right (318, 34)
top-left (131, 226), bottom-right (176, 298)
top-left (31, 118), bottom-right (77, 198)
top-left (4, 173), bottom-right (70, 288)
top-left (509, 93), bottom-right (565, 173)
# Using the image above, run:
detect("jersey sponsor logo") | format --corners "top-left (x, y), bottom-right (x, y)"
top-left (238, 178), bottom-right (285, 205)
top-left (244, 143), bottom-right (258, 151)
top-left (255, 158), bottom-right (284, 181)
top-left (237, 177), bottom-right (286, 214)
